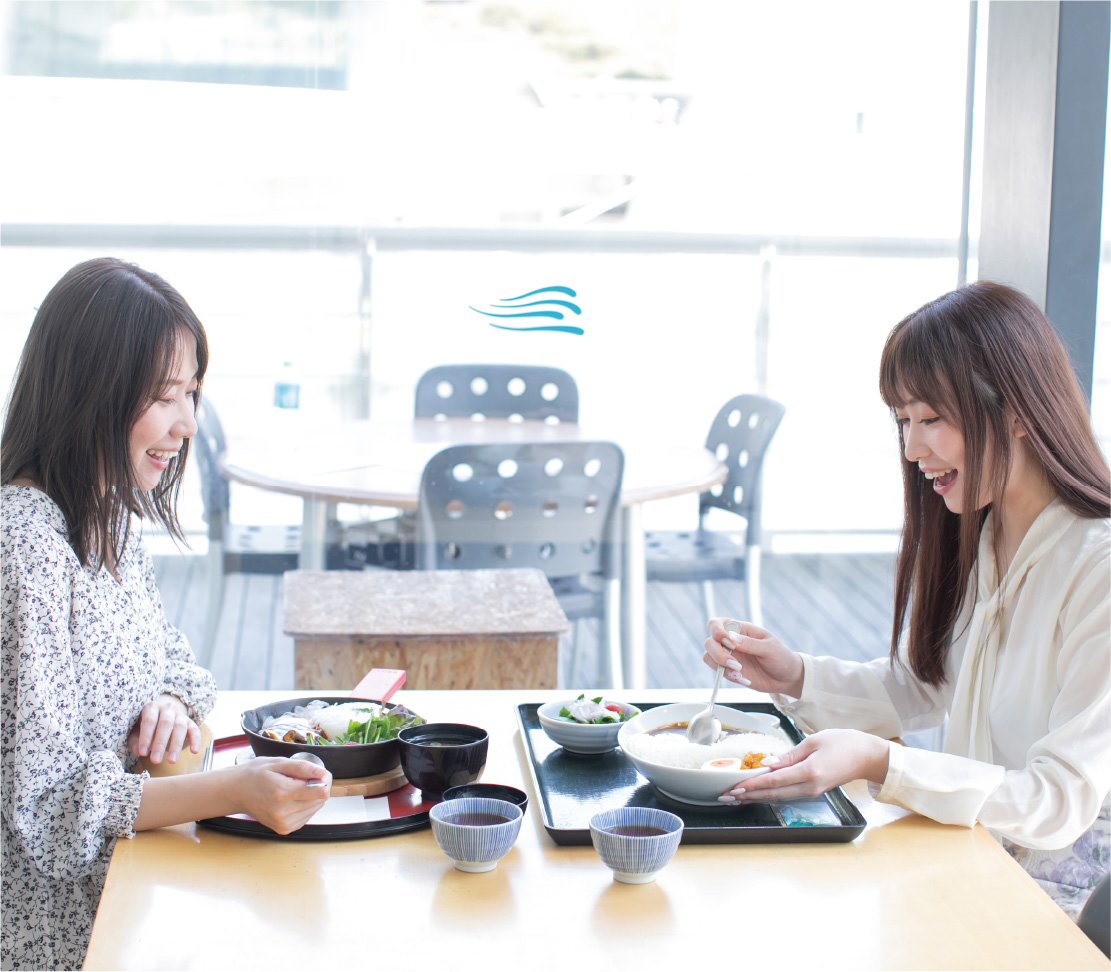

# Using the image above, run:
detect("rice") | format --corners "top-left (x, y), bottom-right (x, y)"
top-left (621, 730), bottom-right (790, 769)
top-left (314, 701), bottom-right (383, 741)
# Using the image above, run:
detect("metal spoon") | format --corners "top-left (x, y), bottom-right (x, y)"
top-left (289, 751), bottom-right (328, 787)
top-left (686, 619), bottom-right (741, 746)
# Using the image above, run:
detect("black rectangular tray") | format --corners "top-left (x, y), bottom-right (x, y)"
top-left (516, 701), bottom-right (866, 845)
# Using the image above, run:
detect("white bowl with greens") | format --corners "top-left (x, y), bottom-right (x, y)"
top-left (537, 695), bottom-right (641, 754)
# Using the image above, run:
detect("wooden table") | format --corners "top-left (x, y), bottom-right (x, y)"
top-left (84, 689), bottom-right (1109, 971)
top-left (283, 568), bottom-right (570, 690)
top-left (221, 417), bottom-right (728, 689)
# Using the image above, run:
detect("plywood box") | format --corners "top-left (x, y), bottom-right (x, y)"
top-left (283, 568), bottom-right (570, 690)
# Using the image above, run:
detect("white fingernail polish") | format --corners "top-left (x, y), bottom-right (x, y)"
top-left (762, 756), bottom-right (780, 766)
top-left (724, 658), bottom-right (742, 671)
top-left (729, 788), bottom-right (746, 796)
top-left (716, 795), bottom-right (737, 804)
top-left (723, 639), bottom-right (739, 650)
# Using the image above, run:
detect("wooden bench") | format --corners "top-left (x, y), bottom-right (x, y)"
top-left (283, 568), bottom-right (570, 690)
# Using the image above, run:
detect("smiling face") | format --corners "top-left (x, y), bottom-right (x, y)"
top-left (895, 399), bottom-right (993, 515)
top-left (129, 333), bottom-right (200, 492)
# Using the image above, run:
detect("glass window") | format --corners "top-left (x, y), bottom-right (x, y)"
top-left (5, 1), bottom-right (1060, 548)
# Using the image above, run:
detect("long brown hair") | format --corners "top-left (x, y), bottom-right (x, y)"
top-left (879, 281), bottom-right (1109, 685)
top-left (2, 258), bottom-right (208, 569)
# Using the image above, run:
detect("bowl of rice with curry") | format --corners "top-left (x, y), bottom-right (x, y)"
top-left (617, 702), bottom-right (792, 806)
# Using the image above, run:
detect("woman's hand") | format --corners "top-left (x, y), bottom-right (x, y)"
top-left (230, 757), bottom-right (332, 835)
top-left (128, 693), bottom-right (200, 764)
top-left (703, 618), bottom-right (805, 697)
top-left (717, 729), bottom-right (891, 804)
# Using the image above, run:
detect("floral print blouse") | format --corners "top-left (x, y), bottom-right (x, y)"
top-left (1, 486), bottom-right (217, 970)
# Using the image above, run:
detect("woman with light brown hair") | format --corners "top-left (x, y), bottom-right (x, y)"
top-left (2, 258), bottom-right (331, 970)
top-left (703, 281), bottom-right (1109, 917)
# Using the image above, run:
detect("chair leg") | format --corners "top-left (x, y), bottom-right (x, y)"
top-left (563, 619), bottom-right (584, 689)
top-left (200, 540), bottom-right (226, 670)
top-left (744, 545), bottom-right (763, 628)
top-left (604, 577), bottom-right (623, 690)
top-left (700, 580), bottom-right (717, 624)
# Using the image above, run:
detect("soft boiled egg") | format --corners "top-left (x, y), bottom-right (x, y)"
top-left (700, 757), bottom-right (743, 772)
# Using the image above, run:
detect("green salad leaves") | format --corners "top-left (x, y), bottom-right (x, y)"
top-left (559, 693), bottom-right (632, 725)
top-left (318, 706), bottom-right (422, 745)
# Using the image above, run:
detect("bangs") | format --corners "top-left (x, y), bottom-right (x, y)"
top-left (879, 298), bottom-right (959, 419)
top-left (146, 316), bottom-right (207, 403)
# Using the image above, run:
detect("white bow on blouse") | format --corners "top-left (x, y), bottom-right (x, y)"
top-left (944, 497), bottom-right (1073, 764)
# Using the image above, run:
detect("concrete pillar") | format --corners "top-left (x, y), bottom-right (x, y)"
top-left (978, 0), bottom-right (1109, 400)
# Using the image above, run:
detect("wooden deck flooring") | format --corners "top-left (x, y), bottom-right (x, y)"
top-left (154, 552), bottom-right (897, 693)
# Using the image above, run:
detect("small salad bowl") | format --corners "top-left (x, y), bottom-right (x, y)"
top-left (537, 697), bottom-right (641, 755)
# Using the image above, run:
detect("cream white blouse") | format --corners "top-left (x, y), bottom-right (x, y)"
top-left (773, 499), bottom-right (1110, 852)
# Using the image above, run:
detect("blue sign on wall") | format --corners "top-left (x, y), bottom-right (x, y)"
top-left (470, 286), bottom-right (583, 335)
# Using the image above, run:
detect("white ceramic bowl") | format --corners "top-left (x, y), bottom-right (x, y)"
top-left (617, 702), bottom-right (790, 806)
top-left (537, 699), bottom-right (642, 754)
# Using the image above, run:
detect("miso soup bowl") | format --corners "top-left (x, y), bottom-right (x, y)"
top-left (617, 702), bottom-right (787, 806)
top-left (397, 723), bottom-right (488, 797)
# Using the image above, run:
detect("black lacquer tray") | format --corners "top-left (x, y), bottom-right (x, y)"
top-left (516, 701), bottom-right (866, 846)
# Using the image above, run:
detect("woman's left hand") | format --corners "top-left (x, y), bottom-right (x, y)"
top-left (128, 694), bottom-right (201, 765)
top-left (718, 729), bottom-right (891, 804)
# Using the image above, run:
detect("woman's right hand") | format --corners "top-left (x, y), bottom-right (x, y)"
top-left (230, 757), bottom-right (332, 835)
top-left (703, 618), bottom-right (805, 698)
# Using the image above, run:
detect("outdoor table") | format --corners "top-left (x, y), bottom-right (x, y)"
top-left (83, 688), bottom-right (1109, 971)
top-left (220, 417), bottom-right (728, 689)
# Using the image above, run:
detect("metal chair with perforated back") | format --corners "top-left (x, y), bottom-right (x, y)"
top-left (414, 364), bottom-right (579, 422)
top-left (337, 365), bottom-right (581, 571)
top-left (416, 441), bottom-right (623, 687)
top-left (644, 394), bottom-right (786, 626)
top-left (192, 400), bottom-right (300, 669)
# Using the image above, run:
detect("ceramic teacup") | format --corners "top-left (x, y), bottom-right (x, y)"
top-left (429, 797), bottom-right (523, 872)
top-left (589, 807), bottom-right (684, 884)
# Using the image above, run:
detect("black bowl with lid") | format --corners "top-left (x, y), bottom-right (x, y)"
top-left (442, 782), bottom-right (528, 813)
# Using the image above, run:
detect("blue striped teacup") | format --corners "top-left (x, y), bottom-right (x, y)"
top-left (429, 798), bottom-right (524, 872)
top-left (589, 808), bottom-right (684, 883)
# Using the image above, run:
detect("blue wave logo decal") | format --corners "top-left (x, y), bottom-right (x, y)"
top-left (470, 286), bottom-right (583, 334)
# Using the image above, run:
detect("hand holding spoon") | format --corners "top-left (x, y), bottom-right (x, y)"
top-left (289, 750), bottom-right (329, 787)
top-left (685, 620), bottom-right (741, 746)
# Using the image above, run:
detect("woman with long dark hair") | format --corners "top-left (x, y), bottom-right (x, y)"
top-left (1, 259), bottom-right (331, 970)
top-left (702, 281), bottom-right (1109, 917)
